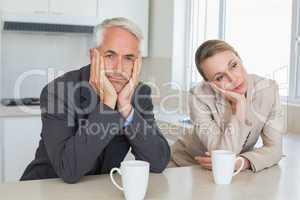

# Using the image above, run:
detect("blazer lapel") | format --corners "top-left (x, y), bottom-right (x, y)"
top-left (245, 75), bottom-right (256, 126)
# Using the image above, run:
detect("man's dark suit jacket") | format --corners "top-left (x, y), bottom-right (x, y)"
top-left (20, 65), bottom-right (170, 183)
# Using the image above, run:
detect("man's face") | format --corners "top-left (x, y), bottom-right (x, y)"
top-left (97, 27), bottom-right (140, 93)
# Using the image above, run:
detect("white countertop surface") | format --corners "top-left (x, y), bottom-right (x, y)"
top-left (0, 160), bottom-right (297, 200)
top-left (0, 166), bottom-right (288, 200)
top-left (0, 134), bottom-right (299, 200)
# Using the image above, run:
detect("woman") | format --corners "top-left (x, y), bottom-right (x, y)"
top-left (169, 40), bottom-right (283, 172)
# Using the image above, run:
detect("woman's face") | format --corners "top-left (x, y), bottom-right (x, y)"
top-left (201, 51), bottom-right (248, 95)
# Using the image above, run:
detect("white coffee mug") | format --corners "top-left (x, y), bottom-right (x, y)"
top-left (211, 150), bottom-right (244, 185)
top-left (110, 160), bottom-right (150, 200)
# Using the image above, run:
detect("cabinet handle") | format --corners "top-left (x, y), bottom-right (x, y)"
top-left (51, 12), bottom-right (64, 15)
top-left (34, 11), bottom-right (47, 14)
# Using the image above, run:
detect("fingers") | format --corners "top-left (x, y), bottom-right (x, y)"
top-left (209, 82), bottom-right (241, 103)
top-left (89, 49), bottom-right (104, 101)
top-left (89, 48), bottom-right (93, 64)
top-left (131, 55), bottom-right (142, 86)
top-left (94, 49), bottom-right (100, 78)
top-left (133, 57), bottom-right (139, 75)
top-left (209, 82), bottom-right (229, 100)
top-left (137, 55), bottom-right (142, 76)
top-left (209, 82), bottom-right (226, 94)
top-left (94, 49), bottom-right (102, 90)
top-left (195, 156), bottom-right (211, 164)
top-left (194, 152), bottom-right (212, 170)
top-left (89, 49), bottom-right (96, 85)
top-left (127, 78), bottom-right (135, 91)
top-left (196, 161), bottom-right (212, 170)
top-left (195, 157), bottom-right (212, 170)
top-left (99, 56), bottom-right (105, 86)
top-left (99, 53), bottom-right (106, 77)
top-left (204, 152), bottom-right (210, 156)
top-left (89, 49), bottom-right (117, 103)
top-left (201, 164), bottom-right (212, 170)
top-left (94, 49), bottom-right (107, 87)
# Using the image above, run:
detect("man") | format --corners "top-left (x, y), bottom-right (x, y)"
top-left (20, 17), bottom-right (170, 183)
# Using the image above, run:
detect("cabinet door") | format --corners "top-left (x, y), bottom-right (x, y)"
top-left (3, 117), bottom-right (41, 182)
top-left (0, 0), bottom-right (48, 14)
top-left (98, 0), bottom-right (149, 57)
top-left (49, 0), bottom-right (98, 17)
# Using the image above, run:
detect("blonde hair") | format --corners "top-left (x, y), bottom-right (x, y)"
top-left (93, 17), bottom-right (143, 49)
top-left (195, 40), bottom-right (240, 81)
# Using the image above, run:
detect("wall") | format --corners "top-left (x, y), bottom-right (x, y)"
top-left (141, 0), bottom-right (190, 114)
top-left (1, 31), bottom-right (92, 98)
top-left (285, 103), bottom-right (300, 133)
top-left (140, 0), bottom-right (189, 113)
top-left (141, 0), bottom-right (173, 84)
top-left (0, 0), bottom-right (174, 100)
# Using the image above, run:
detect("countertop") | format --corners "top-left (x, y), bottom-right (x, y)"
top-left (0, 105), bottom-right (41, 118)
top-left (1, 134), bottom-right (299, 200)
top-left (0, 123), bottom-right (299, 200)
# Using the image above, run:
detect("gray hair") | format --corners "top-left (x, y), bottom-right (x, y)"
top-left (93, 17), bottom-right (143, 48)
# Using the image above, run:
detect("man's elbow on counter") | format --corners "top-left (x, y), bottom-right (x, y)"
top-left (60, 174), bottom-right (82, 184)
top-left (150, 147), bottom-right (171, 173)
top-left (55, 167), bottom-right (82, 184)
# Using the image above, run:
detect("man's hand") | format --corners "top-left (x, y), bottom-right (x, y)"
top-left (117, 56), bottom-right (142, 118)
top-left (209, 83), bottom-right (247, 123)
top-left (89, 48), bottom-right (117, 109)
top-left (195, 152), bottom-right (251, 171)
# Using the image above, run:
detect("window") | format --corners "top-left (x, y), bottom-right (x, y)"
top-left (225, 0), bottom-right (292, 97)
top-left (187, 0), bottom-right (221, 87)
top-left (187, 0), bottom-right (294, 98)
top-left (291, 0), bottom-right (300, 99)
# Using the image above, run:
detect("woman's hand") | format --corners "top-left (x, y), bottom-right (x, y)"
top-left (195, 152), bottom-right (212, 170)
top-left (209, 83), bottom-right (247, 123)
top-left (235, 156), bottom-right (251, 171)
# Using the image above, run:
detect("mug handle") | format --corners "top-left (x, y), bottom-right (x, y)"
top-left (233, 156), bottom-right (245, 176)
top-left (110, 168), bottom-right (124, 191)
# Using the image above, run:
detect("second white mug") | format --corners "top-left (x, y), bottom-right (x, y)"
top-left (211, 150), bottom-right (244, 185)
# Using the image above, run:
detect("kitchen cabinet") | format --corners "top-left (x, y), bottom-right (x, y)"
top-left (0, 0), bottom-right (48, 15)
top-left (49, 0), bottom-right (98, 17)
top-left (0, 0), bottom-right (149, 56)
top-left (0, 0), bottom-right (98, 18)
top-left (0, 116), bottom-right (41, 182)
